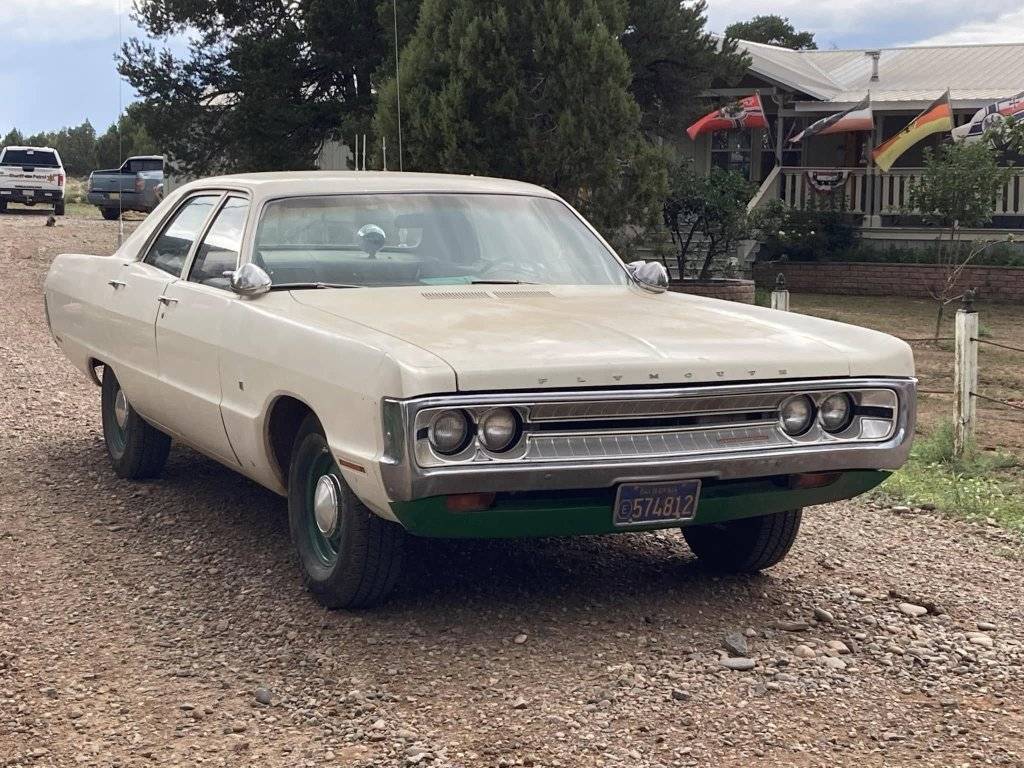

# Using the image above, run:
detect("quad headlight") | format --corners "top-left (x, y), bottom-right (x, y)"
top-left (428, 409), bottom-right (472, 455)
top-left (819, 392), bottom-right (854, 433)
top-left (779, 395), bottom-right (815, 436)
top-left (477, 408), bottom-right (520, 452)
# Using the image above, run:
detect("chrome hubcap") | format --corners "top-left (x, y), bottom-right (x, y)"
top-left (313, 474), bottom-right (341, 536)
top-left (113, 389), bottom-right (129, 429)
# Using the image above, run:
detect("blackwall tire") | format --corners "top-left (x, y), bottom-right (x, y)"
top-left (682, 509), bottom-right (802, 573)
top-left (100, 367), bottom-right (171, 480)
top-left (287, 414), bottom-right (404, 609)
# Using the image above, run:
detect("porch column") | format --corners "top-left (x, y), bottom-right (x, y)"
top-left (864, 114), bottom-right (883, 227)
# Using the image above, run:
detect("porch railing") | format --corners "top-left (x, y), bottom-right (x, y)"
top-left (773, 166), bottom-right (1024, 218)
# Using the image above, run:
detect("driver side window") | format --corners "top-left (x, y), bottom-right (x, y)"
top-left (188, 196), bottom-right (249, 289)
top-left (142, 195), bottom-right (219, 277)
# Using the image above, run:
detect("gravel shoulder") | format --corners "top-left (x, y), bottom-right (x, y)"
top-left (2, 211), bottom-right (1023, 767)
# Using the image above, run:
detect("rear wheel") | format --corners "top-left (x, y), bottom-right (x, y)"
top-left (100, 207), bottom-right (120, 221)
top-left (54, 201), bottom-right (65, 216)
top-left (100, 367), bottom-right (171, 479)
top-left (682, 509), bottom-right (802, 573)
top-left (288, 414), bottom-right (404, 608)
top-left (0, 201), bottom-right (6, 213)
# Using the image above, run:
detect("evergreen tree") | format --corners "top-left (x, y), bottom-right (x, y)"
top-left (119, 0), bottom-right (394, 174)
top-left (621, 0), bottom-right (747, 139)
top-left (376, 0), bottom-right (666, 230)
top-left (724, 15), bottom-right (817, 50)
top-left (2, 128), bottom-right (25, 147)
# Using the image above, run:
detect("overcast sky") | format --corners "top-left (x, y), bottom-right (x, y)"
top-left (2, 0), bottom-right (1023, 136)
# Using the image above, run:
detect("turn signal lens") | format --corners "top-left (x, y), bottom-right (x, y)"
top-left (428, 409), bottom-right (471, 455)
top-left (477, 408), bottom-right (520, 452)
top-left (819, 393), bottom-right (854, 433)
top-left (779, 395), bottom-right (815, 436)
top-left (445, 492), bottom-right (496, 513)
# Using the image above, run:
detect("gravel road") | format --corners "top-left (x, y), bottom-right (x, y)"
top-left (2, 211), bottom-right (1024, 767)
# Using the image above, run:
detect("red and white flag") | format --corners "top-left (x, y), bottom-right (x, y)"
top-left (790, 95), bottom-right (874, 143)
top-left (952, 91), bottom-right (1024, 143)
top-left (686, 94), bottom-right (768, 140)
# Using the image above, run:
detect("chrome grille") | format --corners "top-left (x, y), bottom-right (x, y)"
top-left (406, 382), bottom-right (900, 469)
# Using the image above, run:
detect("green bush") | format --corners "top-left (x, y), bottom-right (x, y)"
top-left (751, 198), bottom-right (860, 262)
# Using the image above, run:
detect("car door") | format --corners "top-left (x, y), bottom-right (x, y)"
top-left (103, 193), bottom-right (221, 418)
top-left (150, 195), bottom-right (250, 466)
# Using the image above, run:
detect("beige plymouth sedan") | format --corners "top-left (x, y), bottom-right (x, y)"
top-left (43, 172), bottom-right (915, 607)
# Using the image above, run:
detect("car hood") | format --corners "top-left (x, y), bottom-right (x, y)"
top-left (291, 285), bottom-right (914, 392)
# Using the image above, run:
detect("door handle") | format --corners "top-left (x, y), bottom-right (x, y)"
top-left (156, 296), bottom-right (178, 306)
top-left (108, 280), bottom-right (126, 288)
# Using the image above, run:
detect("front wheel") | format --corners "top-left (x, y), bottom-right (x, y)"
top-left (101, 367), bottom-right (171, 479)
top-left (288, 414), bottom-right (404, 608)
top-left (682, 509), bottom-right (802, 573)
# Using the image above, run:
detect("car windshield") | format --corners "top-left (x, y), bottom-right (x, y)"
top-left (252, 193), bottom-right (628, 288)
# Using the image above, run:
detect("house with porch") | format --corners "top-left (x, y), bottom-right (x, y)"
top-left (686, 40), bottom-right (1024, 244)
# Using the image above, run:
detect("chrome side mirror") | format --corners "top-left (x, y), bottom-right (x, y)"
top-left (357, 224), bottom-right (387, 259)
top-left (627, 260), bottom-right (669, 292)
top-left (229, 263), bottom-right (272, 297)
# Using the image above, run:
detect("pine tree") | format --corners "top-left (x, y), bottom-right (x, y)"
top-left (376, 0), bottom-right (666, 230)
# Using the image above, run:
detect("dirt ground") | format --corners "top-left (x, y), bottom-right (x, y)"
top-left (2, 209), bottom-right (1024, 768)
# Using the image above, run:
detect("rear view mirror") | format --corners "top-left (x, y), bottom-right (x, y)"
top-left (229, 263), bottom-right (272, 297)
top-left (626, 261), bottom-right (669, 293)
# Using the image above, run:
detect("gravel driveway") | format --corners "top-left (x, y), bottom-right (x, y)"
top-left (2, 211), bottom-right (1023, 767)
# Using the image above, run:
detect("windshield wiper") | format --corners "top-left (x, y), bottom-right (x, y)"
top-left (270, 282), bottom-right (363, 290)
top-left (469, 279), bottom-right (538, 285)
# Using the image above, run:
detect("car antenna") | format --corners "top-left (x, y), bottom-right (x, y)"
top-left (392, 0), bottom-right (404, 171)
top-left (116, 0), bottom-right (125, 246)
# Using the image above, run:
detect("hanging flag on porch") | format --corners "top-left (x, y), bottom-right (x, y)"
top-left (790, 95), bottom-right (873, 143)
top-left (872, 90), bottom-right (953, 172)
top-left (952, 91), bottom-right (1024, 143)
top-left (686, 94), bottom-right (768, 141)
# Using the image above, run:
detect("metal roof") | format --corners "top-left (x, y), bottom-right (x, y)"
top-left (740, 40), bottom-right (1024, 110)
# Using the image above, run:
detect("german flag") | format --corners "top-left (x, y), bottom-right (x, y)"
top-left (872, 90), bottom-right (953, 172)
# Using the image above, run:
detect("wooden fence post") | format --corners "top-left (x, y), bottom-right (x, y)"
top-left (770, 273), bottom-right (790, 311)
top-left (953, 290), bottom-right (978, 458)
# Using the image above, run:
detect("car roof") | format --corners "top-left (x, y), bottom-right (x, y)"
top-left (127, 155), bottom-right (164, 161)
top-left (175, 171), bottom-right (559, 201)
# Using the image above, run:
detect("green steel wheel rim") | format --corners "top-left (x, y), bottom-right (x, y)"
top-left (304, 450), bottom-right (343, 567)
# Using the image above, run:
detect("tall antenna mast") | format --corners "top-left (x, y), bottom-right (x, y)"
top-left (116, 0), bottom-right (125, 246)
top-left (392, 0), bottom-right (404, 171)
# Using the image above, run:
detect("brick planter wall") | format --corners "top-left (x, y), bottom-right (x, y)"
top-left (668, 279), bottom-right (755, 304)
top-left (753, 262), bottom-right (1024, 302)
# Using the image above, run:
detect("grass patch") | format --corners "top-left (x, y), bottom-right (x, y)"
top-left (876, 421), bottom-right (1024, 529)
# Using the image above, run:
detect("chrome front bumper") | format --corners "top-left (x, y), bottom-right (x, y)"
top-left (378, 378), bottom-right (916, 501)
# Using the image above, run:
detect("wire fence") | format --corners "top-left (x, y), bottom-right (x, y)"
top-left (771, 286), bottom-right (1024, 455)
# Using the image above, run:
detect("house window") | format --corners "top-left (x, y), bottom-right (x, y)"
top-left (710, 131), bottom-right (752, 179)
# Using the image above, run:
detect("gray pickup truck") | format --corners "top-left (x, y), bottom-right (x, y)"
top-left (87, 155), bottom-right (164, 219)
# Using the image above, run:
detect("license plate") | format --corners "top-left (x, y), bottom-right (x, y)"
top-left (23, 189), bottom-right (34, 197)
top-left (613, 480), bottom-right (701, 527)
top-left (108, 192), bottom-right (120, 200)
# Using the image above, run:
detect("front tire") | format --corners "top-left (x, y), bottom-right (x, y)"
top-left (288, 414), bottom-right (404, 608)
top-left (101, 367), bottom-right (171, 479)
top-left (682, 509), bottom-right (802, 573)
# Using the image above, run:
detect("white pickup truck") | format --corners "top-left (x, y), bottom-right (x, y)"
top-left (0, 146), bottom-right (66, 215)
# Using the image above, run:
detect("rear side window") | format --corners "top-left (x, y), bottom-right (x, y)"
top-left (1, 149), bottom-right (61, 168)
top-left (143, 195), bottom-right (219, 277)
top-left (189, 197), bottom-right (249, 288)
